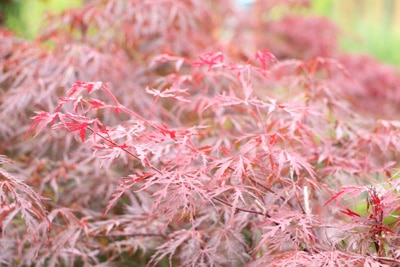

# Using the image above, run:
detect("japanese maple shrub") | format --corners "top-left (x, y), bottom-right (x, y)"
top-left (2, 0), bottom-right (400, 266)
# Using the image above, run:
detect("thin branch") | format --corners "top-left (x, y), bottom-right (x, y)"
top-left (212, 196), bottom-right (266, 216)
top-left (94, 232), bottom-right (167, 239)
top-left (86, 125), bottom-right (162, 174)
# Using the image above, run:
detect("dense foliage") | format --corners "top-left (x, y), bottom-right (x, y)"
top-left (1, 0), bottom-right (400, 266)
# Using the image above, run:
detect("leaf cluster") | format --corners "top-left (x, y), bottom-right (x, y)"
top-left (1, 0), bottom-right (400, 266)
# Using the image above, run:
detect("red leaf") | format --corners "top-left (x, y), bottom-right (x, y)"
top-left (67, 81), bottom-right (104, 97)
top-left (193, 51), bottom-right (224, 70)
top-left (88, 99), bottom-right (105, 109)
top-left (341, 208), bottom-right (361, 218)
top-left (25, 112), bottom-right (59, 140)
top-left (324, 186), bottom-right (366, 207)
top-left (255, 50), bottom-right (277, 69)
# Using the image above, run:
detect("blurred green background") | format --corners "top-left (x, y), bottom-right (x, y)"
top-left (1, 0), bottom-right (399, 65)
top-left (312, 0), bottom-right (400, 65)
top-left (0, 0), bottom-right (81, 38)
